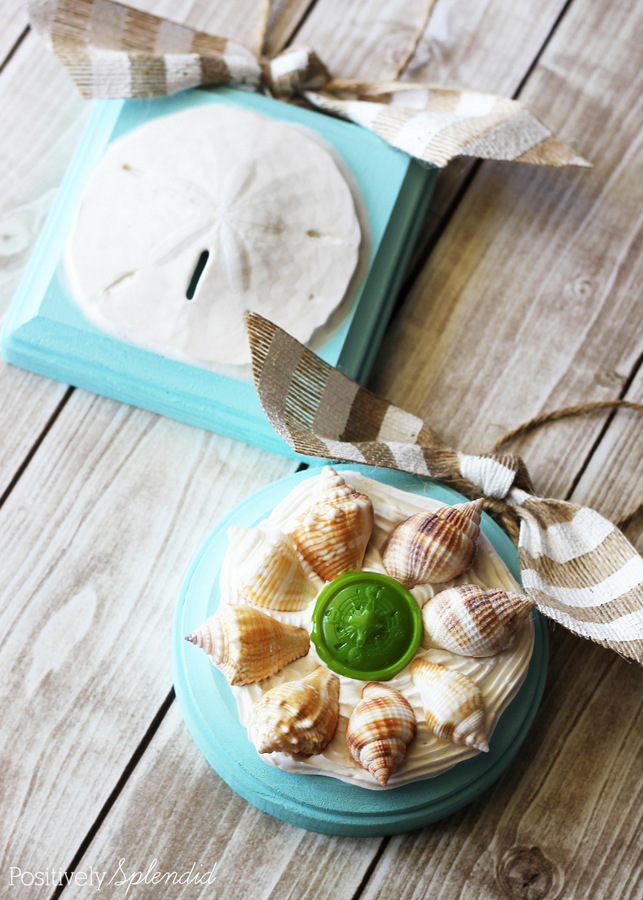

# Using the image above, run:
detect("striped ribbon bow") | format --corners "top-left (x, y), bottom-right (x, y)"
top-left (27, 0), bottom-right (590, 169)
top-left (247, 313), bottom-right (643, 664)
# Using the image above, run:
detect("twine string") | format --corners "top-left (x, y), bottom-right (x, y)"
top-left (392, 0), bottom-right (439, 81)
top-left (254, 0), bottom-right (273, 58)
top-left (490, 399), bottom-right (643, 527)
top-left (256, 0), bottom-right (439, 86)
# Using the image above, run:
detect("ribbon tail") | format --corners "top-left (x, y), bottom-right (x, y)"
top-left (304, 89), bottom-right (590, 169)
top-left (27, 0), bottom-right (262, 98)
top-left (246, 311), bottom-right (528, 500)
top-left (509, 489), bottom-right (643, 663)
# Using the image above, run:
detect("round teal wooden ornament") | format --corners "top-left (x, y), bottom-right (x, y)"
top-left (173, 465), bottom-right (548, 836)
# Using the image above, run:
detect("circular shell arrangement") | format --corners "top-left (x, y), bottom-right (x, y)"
top-left (64, 104), bottom-right (362, 369)
top-left (185, 467), bottom-right (535, 789)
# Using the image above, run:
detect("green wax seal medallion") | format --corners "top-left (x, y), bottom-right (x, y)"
top-left (310, 571), bottom-right (423, 681)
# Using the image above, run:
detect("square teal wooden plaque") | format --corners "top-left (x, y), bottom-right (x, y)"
top-left (1, 87), bottom-right (437, 458)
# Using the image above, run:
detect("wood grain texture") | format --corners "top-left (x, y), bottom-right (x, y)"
top-left (371, 0), bottom-right (643, 501)
top-left (62, 703), bottom-right (382, 900)
top-left (0, 33), bottom-right (88, 318)
top-left (570, 371), bottom-right (643, 553)
top-left (0, 33), bottom-right (90, 495)
top-left (0, 0), bottom-right (28, 66)
top-left (0, 390), bottom-right (296, 879)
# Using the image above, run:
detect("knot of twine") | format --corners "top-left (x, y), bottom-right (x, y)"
top-left (254, 0), bottom-right (437, 98)
top-left (486, 400), bottom-right (643, 539)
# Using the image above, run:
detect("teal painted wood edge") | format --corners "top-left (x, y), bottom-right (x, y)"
top-left (172, 465), bottom-right (548, 836)
top-left (1, 88), bottom-right (436, 460)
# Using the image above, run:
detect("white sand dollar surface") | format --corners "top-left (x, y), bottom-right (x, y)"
top-left (64, 104), bottom-right (362, 368)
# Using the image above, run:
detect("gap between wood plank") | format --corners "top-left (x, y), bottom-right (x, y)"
top-left (0, 23), bottom-right (29, 76)
top-left (50, 688), bottom-right (176, 900)
top-left (351, 837), bottom-right (391, 900)
top-left (563, 346), bottom-right (643, 502)
top-left (0, 384), bottom-right (75, 512)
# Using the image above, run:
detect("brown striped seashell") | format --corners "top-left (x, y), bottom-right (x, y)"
top-left (291, 466), bottom-right (374, 581)
top-left (382, 498), bottom-right (484, 587)
top-left (185, 605), bottom-right (310, 685)
top-left (346, 682), bottom-right (417, 785)
top-left (422, 584), bottom-right (534, 657)
top-left (410, 658), bottom-right (489, 752)
top-left (226, 523), bottom-right (315, 611)
top-left (251, 666), bottom-right (340, 757)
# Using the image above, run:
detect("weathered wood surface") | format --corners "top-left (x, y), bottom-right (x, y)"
top-left (372, 0), bottom-right (643, 505)
top-left (0, 0), bottom-right (28, 65)
top-left (0, 0), bottom-right (642, 898)
top-left (0, 391), bottom-right (297, 877)
top-left (63, 703), bottom-right (384, 900)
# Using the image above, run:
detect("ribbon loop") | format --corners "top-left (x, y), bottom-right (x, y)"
top-left (267, 46), bottom-right (330, 97)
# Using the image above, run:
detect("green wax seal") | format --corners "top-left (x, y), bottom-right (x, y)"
top-left (310, 571), bottom-right (423, 681)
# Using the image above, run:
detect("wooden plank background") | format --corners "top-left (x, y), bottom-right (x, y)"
top-left (0, 0), bottom-right (641, 897)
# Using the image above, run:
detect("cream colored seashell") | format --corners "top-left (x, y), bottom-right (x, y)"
top-left (346, 682), bottom-right (417, 785)
top-left (382, 498), bottom-right (484, 587)
top-left (422, 584), bottom-right (534, 657)
top-left (251, 666), bottom-right (340, 757)
top-left (226, 523), bottom-right (315, 611)
top-left (185, 605), bottom-right (310, 685)
top-left (410, 658), bottom-right (489, 752)
top-left (291, 466), bottom-right (374, 581)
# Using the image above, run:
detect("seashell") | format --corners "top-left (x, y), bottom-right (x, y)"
top-left (251, 666), bottom-right (340, 757)
top-left (292, 466), bottom-right (374, 581)
top-left (382, 498), bottom-right (484, 587)
top-left (226, 523), bottom-right (315, 611)
top-left (346, 682), bottom-right (417, 785)
top-left (410, 658), bottom-right (489, 752)
top-left (185, 605), bottom-right (310, 685)
top-left (422, 584), bottom-right (534, 657)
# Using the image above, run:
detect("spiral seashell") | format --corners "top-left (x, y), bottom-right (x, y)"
top-left (410, 658), bottom-right (489, 752)
top-left (422, 584), bottom-right (534, 657)
top-left (226, 523), bottom-right (315, 611)
top-left (382, 498), bottom-right (484, 587)
top-left (185, 605), bottom-right (310, 685)
top-left (251, 666), bottom-right (340, 757)
top-left (291, 466), bottom-right (374, 581)
top-left (346, 682), bottom-right (417, 785)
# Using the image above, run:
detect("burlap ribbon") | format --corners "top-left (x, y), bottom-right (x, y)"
top-left (247, 313), bottom-right (643, 665)
top-left (27, 0), bottom-right (590, 169)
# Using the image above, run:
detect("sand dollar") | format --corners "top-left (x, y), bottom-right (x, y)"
top-left (64, 104), bottom-right (362, 368)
